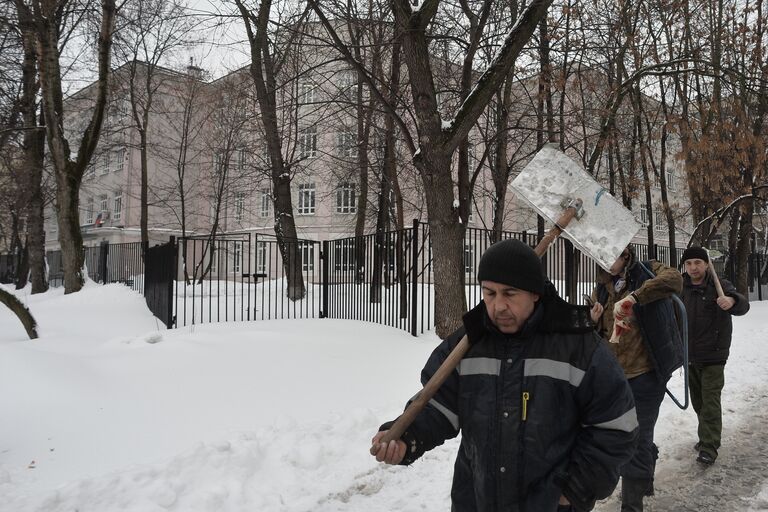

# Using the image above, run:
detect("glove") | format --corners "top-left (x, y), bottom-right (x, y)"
top-left (462, 302), bottom-right (487, 345)
top-left (555, 471), bottom-right (597, 512)
top-left (613, 293), bottom-right (637, 323)
top-left (378, 420), bottom-right (424, 465)
top-left (609, 294), bottom-right (636, 343)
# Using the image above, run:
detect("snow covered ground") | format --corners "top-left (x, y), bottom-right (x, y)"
top-left (1, 282), bottom-right (766, 511)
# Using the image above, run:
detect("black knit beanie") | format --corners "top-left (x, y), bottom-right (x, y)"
top-left (477, 239), bottom-right (545, 295)
top-left (681, 246), bottom-right (709, 263)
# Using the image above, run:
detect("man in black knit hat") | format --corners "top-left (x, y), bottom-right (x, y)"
top-left (371, 239), bottom-right (638, 512)
top-left (681, 246), bottom-right (749, 465)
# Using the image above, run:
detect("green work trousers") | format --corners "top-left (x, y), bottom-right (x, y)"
top-left (689, 363), bottom-right (726, 457)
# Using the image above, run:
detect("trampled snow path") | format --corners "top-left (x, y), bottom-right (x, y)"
top-left (595, 394), bottom-right (768, 511)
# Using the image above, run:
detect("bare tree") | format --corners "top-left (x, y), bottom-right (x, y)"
top-left (113, 0), bottom-right (194, 247)
top-left (233, 0), bottom-right (310, 300)
top-left (310, 0), bottom-right (554, 337)
top-left (22, 0), bottom-right (117, 293)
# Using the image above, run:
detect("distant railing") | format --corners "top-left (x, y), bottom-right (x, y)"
top-left (2, 227), bottom-right (764, 334)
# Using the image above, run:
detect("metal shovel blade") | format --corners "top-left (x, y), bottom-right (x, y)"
top-left (510, 145), bottom-right (642, 270)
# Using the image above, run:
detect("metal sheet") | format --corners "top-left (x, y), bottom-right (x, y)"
top-left (510, 145), bottom-right (642, 271)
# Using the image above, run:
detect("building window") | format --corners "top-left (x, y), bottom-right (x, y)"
top-left (298, 183), bottom-right (316, 215)
top-left (85, 198), bottom-right (94, 224)
top-left (639, 203), bottom-right (648, 227)
top-left (260, 189), bottom-right (271, 218)
top-left (235, 192), bottom-right (246, 222)
top-left (464, 244), bottom-right (474, 273)
top-left (87, 163), bottom-right (96, 178)
top-left (654, 206), bottom-right (665, 231)
top-left (337, 130), bottom-right (357, 157)
top-left (213, 151), bottom-right (225, 176)
top-left (209, 197), bottom-right (217, 223)
top-left (237, 149), bottom-right (247, 173)
top-left (256, 241), bottom-right (267, 273)
top-left (299, 126), bottom-right (317, 159)
top-left (233, 242), bottom-right (242, 273)
top-left (333, 240), bottom-right (355, 271)
top-left (300, 80), bottom-right (315, 104)
top-left (210, 244), bottom-right (218, 271)
top-left (338, 70), bottom-right (356, 100)
top-left (114, 148), bottom-right (125, 173)
top-left (298, 241), bottom-right (315, 271)
top-left (336, 182), bottom-right (356, 214)
top-left (113, 191), bottom-right (122, 221)
top-left (99, 194), bottom-right (108, 214)
top-left (666, 168), bottom-right (675, 191)
top-left (100, 152), bottom-right (110, 175)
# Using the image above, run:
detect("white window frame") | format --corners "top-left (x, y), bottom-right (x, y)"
top-left (100, 152), bottom-right (110, 175)
top-left (99, 194), bottom-right (108, 214)
top-left (85, 198), bottom-right (94, 224)
top-left (114, 148), bottom-right (125, 173)
top-left (654, 206), bottom-right (665, 231)
top-left (333, 240), bottom-right (355, 271)
top-left (233, 242), bottom-right (242, 273)
top-left (256, 241), bottom-right (267, 273)
top-left (464, 244), bottom-right (474, 273)
top-left (639, 204), bottom-right (648, 227)
top-left (299, 126), bottom-right (317, 159)
top-left (337, 130), bottom-right (357, 158)
top-left (113, 191), bottom-right (122, 221)
top-left (300, 80), bottom-right (315, 104)
top-left (260, 189), bottom-right (271, 218)
top-left (336, 182), bottom-right (356, 214)
top-left (666, 168), bottom-right (675, 191)
top-left (235, 192), bottom-right (246, 222)
top-left (298, 183), bottom-right (316, 215)
top-left (338, 70), bottom-right (356, 100)
top-left (238, 149), bottom-right (247, 172)
top-left (213, 151), bottom-right (225, 175)
top-left (298, 241), bottom-right (315, 272)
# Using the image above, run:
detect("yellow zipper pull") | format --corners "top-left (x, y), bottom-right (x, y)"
top-left (522, 392), bottom-right (530, 421)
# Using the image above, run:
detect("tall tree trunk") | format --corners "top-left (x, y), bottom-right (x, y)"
top-left (17, 3), bottom-right (48, 293)
top-left (235, 0), bottom-right (305, 300)
top-left (30, 0), bottom-right (116, 293)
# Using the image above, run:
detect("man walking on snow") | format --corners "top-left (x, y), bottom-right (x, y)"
top-left (680, 247), bottom-right (749, 466)
top-left (371, 239), bottom-right (638, 512)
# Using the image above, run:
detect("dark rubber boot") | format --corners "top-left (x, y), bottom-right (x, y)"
top-left (621, 478), bottom-right (652, 512)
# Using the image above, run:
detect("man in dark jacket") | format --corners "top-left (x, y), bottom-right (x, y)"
top-left (680, 246), bottom-right (749, 465)
top-left (589, 245), bottom-right (683, 512)
top-left (371, 239), bottom-right (639, 512)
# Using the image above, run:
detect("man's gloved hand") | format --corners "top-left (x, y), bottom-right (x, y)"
top-left (556, 472), bottom-right (596, 512)
top-left (462, 302), bottom-right (486, 345)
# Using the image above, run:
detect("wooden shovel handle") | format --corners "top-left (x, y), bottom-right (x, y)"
top-left (708, 259), bottom-right (726, 298)
top-left (371, 203), bottom-right (581, 455)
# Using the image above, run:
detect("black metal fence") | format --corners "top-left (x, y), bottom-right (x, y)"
top-left (145, 238), bottom-right (176, 328)
top-left (2, 226), bottom-right (765, 335)
top-left (174, 233), bottom-right (321, 327)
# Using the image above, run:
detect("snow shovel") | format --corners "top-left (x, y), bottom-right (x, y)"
top-left (371, 144), bottom-right (642, 454)
top-left (705, 249), bottom-right (727, 299)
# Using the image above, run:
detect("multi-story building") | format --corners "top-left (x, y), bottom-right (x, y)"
top-left (43, 48), bottom-right (693, 274)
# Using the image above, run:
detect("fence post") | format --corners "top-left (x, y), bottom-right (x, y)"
top-left (167, 236), bottom-right (176, 328)
top-left (411, 219), bottom-right (419, 337)
top-left (99, 241), bottom-right (109, 284)
top-left (321, 240), bottom-right (329, 318)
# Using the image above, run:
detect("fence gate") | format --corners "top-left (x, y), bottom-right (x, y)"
top-left (144, 238), bottom-right (176, 328)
